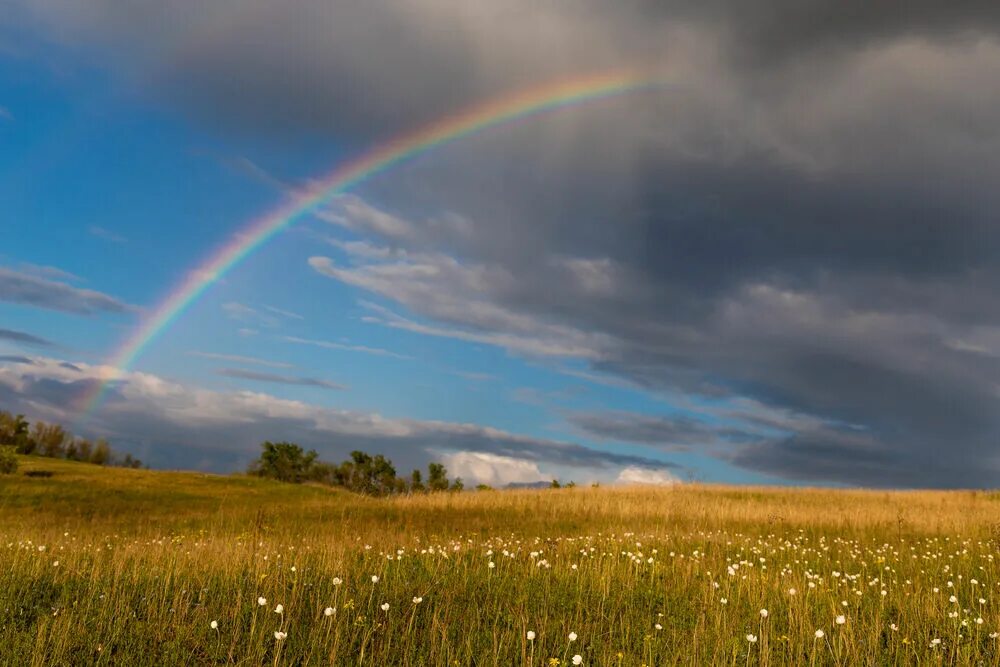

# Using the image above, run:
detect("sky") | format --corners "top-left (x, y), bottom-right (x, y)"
top-left (1, 1), bottom-right (999, 488)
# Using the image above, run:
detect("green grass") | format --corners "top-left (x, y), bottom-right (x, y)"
top-left (2, 455), bottom-right (1000, 665)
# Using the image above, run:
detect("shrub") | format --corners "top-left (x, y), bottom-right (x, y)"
top-left (0, 446), bottom-right (17, 474)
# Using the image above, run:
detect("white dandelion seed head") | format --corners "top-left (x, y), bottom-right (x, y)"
top-left (527, 631), bottom-right (536, 640)
top-left (814, 629), bottom-right (824, 639)
top-left (324, 607), bottom-right (335, 617)
top-left (568, 632), bottom-right (578, 642)
top-left (257, 597), bottom-right (267, 606)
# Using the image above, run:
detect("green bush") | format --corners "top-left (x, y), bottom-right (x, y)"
top-left (0, 446), bottom-right (17, 474)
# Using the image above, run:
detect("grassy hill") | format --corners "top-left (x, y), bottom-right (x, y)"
top-left (2, 456), bottom-right (1000, 664)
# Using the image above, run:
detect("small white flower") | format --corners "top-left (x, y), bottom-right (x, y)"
top-left (380, 603), bottom-right (389, 611)
top-left (371, 575), bottom-right (379, 584)
top-left (890, 623), bottom-right (898, 632)
top-left (788, 588), bottom-right (796, 596)
top-left (654, 623), bottom-right (663, 630)
top-left (814, 629), bottom-right (824, 639)
top-left (274, 631), bottom-right (287, 641)
top-left (210, 620), bottom-right (218, 630)
top-left (527, 631), bottom-right (536, 641)
top-left (746, 634), bottom-right (758, 643)
top-left (488, 561), bottom-right (495, 569)
top-left (930, 638), bottom-right (941, 647)
top-left (836, 615), bottom-right (846, 625)
top-left (257, 597), bottom-right (267, 606)
top-left (274, 604), bottom-right (283, 615)
top-left (333, 577), bottom-right (342, 586)
top-left (324, 607), bottom-right (335, 617)
top-left (572, 656), bottom-right (583, 665)
top-left (976, 618), bottom-right (984, 625)
top-left (412, 596), bottom-right (423, 604)
top-left (568, 632), bottom-right (578, 642)
top-left (720, 598), bottom-right (728, 605)
top-left (760, 609), bottom-right (768, 618)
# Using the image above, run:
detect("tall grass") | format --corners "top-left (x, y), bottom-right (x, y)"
top-left (2, 455), bottom-right (1000, 665)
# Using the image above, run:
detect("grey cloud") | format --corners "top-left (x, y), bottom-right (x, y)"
top-left (0, 357), bottom-right (676, 476)
top-left (215, 368), bottom-right (347, 391)
top-left (0, 355), bottom-right (35, 364)
top-left (567, 410), bottom-right (755, 451)
top-left (0, 327), bottom-right (56, 348)
top-left (0, 267), bottom-right (133, 315)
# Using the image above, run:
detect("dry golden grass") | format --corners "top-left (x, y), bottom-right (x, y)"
top-left (2, 455), bottom-right (1000, 665)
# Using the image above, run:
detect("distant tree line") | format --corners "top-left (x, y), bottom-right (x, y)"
top-left (0, 411), bottom-right (143, 473)
top-left (248, 441), bottom-right (464, 495)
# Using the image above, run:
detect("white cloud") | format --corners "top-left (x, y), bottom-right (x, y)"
top-left (282, 335), bottom-right (412, 360)
top-left (438, 451), bottom-right (548, 487)
top-left (615, 466), bottom-right (679, 486)
top-left (189, 351), bottom-right (293, 369)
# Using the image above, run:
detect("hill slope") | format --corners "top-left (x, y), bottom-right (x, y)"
top-left (2, 456), bottom-right (1000, 665)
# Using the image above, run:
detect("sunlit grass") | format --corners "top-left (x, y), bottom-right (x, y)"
top-left (2, 455), bottom-right (1000, 664)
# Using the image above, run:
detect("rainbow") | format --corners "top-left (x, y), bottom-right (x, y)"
top-left (79, 68), bottom-right (660, 415)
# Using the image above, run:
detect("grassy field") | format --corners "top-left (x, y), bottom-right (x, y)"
top-left (2, 456), bottom-right (1000, 665)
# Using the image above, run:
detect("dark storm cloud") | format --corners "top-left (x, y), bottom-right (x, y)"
top-left (567, 410), bottom-right (751, 451)
top-left (14, 2), bottom-right (1000, 486)
top-left (0, 267), bottom-right (133, 315)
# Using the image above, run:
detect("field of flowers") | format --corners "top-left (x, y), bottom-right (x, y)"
top-left (3, 456), bottom-right (1000, 665)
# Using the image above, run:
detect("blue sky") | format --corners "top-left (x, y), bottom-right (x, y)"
top-left (3, 3), bottom-right (999, 488)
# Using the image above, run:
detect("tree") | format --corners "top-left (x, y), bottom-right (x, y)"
top-left (31, 421), bottom-right (67, 458)
top-left (475, 484), bottom-right (493, 491)
top-left (427, 462), bottom-right (449, 492)
top-left (248, 441), bottom-right (318, 483)
top-left (550, 479), bottom-right (561, 489)
top-left (121, 453), bottom-right (143, 469)
top-left (0, 446), bottom-right (17, 474)
top-left (449, 477), bottom-right (464, 492)
top-left (410, 469), bottom-right (425, 493)
top-left (0, 412), bottom-right (31, 454)
top-left (75, 438), bottom-right (93, 462)
top-left (90, 438), bottom-right (111, 466)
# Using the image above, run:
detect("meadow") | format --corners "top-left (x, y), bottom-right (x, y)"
top-left (2, 455), bottom-right (1000, 665)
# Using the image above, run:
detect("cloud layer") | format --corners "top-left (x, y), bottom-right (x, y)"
top-left (0, 356), bottom-right (674, 479)
top-left (0, 267), bottom-right (133, 315)
top-left (12, 2), bottom-right (1000, 486)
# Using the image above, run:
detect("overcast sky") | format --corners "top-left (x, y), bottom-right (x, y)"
top-left (2, 1), bottom-right (999, 487)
